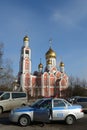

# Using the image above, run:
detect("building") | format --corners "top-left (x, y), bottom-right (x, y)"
top-left (18, 36), bottom-right (68, 98)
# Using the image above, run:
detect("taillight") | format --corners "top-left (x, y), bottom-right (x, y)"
top-left (80, 109), bottom-right (83, 112)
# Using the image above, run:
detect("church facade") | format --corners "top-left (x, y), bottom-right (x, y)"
top-left (18, 36), bottom-right (68, 98)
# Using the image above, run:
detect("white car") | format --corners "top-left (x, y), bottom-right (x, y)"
top-left (9, 98), bottom-right (84, 126)
top-left (0, 92), bottom-right (28, 113)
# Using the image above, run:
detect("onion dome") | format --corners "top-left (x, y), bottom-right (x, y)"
top-left (45, 47), bottom-right (56, 59)
top-left (47, 59), bottom-right (52, 64)
top-left (38, 62), bottom-right (43, 68)
top-left (60, 61), bottom-right (64, 67)
top-left (23, 36), bottom-right (29, 42)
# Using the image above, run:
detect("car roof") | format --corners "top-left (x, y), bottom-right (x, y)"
top-left (41, 97), bottom-right (66, 101)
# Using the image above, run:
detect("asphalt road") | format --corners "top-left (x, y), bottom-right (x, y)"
top-left (0, 112), bottom-right (87, 130)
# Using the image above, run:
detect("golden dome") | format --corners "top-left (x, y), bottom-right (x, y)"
top-left (60, 61), bottom-right (64, 67)
top-left (47, 60), bottom-right (52, 64)
top-left (23, 36), bottom-right (29, 42)
top-left (45, 47), bottom-right (56, 59)
top-left (38, 63), bottom-right (43, 68)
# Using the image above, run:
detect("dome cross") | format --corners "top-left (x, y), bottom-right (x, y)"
top-left (49, 38), bottom-right (53, 48)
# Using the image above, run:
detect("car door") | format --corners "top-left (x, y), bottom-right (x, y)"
top-left (11, 92), bottom-right (20, 109)
top-left (33, 99), bottom-right (51, 122)
top-left (52, 99), bottom-right (68, 120)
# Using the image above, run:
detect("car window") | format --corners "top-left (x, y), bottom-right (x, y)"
top-left (77, 98), bottom-right (87, 102)
top-left (1, 93), bottom-right (10, 100)
top-left (54, 100), bottom-right (66, 107)
top-left (31, 99), bottom-right (44, 108)
top-left (64, 100), bottom-right (71, 106)
top-left (39, 99), bottom-right (52, 109)
top-left (0, 92), bottom-right (4, 96)
top-left (12, 93), bottom-right (26, 99)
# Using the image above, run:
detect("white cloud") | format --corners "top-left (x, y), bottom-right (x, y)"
top-left (52, 10), bottom-right (74, 26)
top-left (51, 0), bottom-right (87, 29)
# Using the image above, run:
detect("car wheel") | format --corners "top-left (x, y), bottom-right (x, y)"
top-left (0, 107), bottom-right (3, 114)
top-left (65, 115), bottom-right (76, 125)
top-left (19, 115), bottom-right (31, 126)
top-left (21, 104), bottom-right (26, 107)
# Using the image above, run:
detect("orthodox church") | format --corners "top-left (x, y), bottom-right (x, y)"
top-left (18, 36), bottom-right (68, 98)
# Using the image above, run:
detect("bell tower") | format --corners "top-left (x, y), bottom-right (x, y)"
top-left (18, 36), bottom-right (31, 91)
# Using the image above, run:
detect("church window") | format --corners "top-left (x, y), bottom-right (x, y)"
top-left (25, 50), bottom-right (29, 54)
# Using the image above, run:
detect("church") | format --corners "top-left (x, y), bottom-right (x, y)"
top-left (18, 36), bottom-right (68, 98)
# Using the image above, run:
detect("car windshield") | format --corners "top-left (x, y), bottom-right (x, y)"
top-left (30, 99), bottom-right (44, 108)
top-left (0, 92), bottom-right (4, 96)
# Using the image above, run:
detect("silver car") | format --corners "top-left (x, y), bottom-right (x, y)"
top-left (72, 96), bottom-right (87, 112)
top-left (9, 98), bottom-right (84, 126)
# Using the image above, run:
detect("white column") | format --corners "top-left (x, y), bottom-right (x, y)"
top-left (41, 75), bottom-right (44, 96)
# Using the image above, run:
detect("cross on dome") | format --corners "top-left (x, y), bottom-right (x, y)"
top-left (49, 38), bottom-right (52, 48)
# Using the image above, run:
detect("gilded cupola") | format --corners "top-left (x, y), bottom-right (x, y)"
top-left (23, 36), bottom-right (29, 42)
top-left (45, 47), bottom-right (56, 59)
top-left (38, 62), bottom-right (43, 68)
top-left (38, 60), bottom-right (43, 73)
top-left (60, 61), bottom-right (65, 67)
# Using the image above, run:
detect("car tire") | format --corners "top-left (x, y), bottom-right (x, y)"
top-left (65, 115), bottom-right (76, 125)
top-left (18, 115), bottom-right (31, 126)
top-left (0, 107), bottom-right (3, 114)
top-left (21, 104), bottom-right (26, 107)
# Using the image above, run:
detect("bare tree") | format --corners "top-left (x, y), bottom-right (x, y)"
top-left (0, 43), bottom-right (15, 91)
top-left (0, 43), bottom-right (3, 68)
top-left (68, 76), bottom-right (87, 97)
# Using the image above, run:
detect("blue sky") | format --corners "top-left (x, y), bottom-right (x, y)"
top-left (0, 0), bottom-right (87, 80)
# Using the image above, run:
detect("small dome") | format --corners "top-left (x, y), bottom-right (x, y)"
top-left (47, 59), bottom-right (52, 64)
top-left (23, 36), bottom-right (29, 42)
top-left (38, 63), bottom-right (43, 68)
top-left (45, 47), bottom-right (56, 59)
top-left (60, 61), bottom-right (64, 67)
